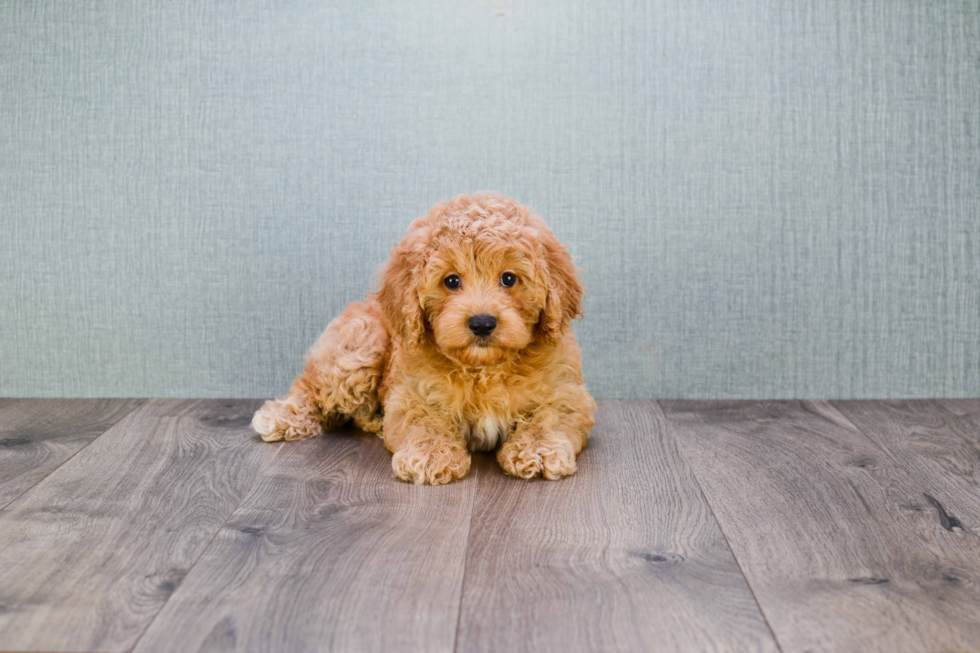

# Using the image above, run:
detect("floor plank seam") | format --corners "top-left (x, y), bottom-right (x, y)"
top-left (0, 399), bottom-right (146, 513)
top-left (125, 440), bottom-right (287, 653)
top-left (816, 402), bottom-right (905, 469)
top-left (656, 400), bottom-right (786, 653)
top-left (451, 463), bottom-right (481, 653)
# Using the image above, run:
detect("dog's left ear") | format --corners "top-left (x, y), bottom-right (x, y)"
top-left (538, 231), bottom-right (584, 345)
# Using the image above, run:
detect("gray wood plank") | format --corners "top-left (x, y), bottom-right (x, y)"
top-left (132, 428), bottom-right (477, 653)
top-left (834, 399), bottom-right (980, 534)
top-left (455, 400), bottom-right (779, 653)
top-left (661, 400), bottom-right (980, 653)
top-left (0, 398), bottom-right (145, 509)
top-left (0, 399), bottom-right (280, 653)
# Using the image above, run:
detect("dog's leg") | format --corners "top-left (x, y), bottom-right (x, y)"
top-left (252, 375), bottom-right (335, 442)
top-left (383, 401), bottom-right (471, 485)
top-left (253, 299), bottom-right (389, 442)
top-left (497, 387), bottom-right (596, 480)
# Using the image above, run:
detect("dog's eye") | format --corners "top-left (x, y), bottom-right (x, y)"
top-left (444, 274), bottom-right (461, 290)
top-left (500, 272), bottom-right (518, 288)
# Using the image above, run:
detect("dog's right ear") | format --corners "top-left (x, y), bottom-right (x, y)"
top-left (376, 242), bottom-right (426, 349)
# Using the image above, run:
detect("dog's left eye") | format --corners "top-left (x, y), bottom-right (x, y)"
top-left (500, 272), bottom-right (518, 288)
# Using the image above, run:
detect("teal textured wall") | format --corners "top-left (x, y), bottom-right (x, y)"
top-left (1, 1), bottom-right (978, 399)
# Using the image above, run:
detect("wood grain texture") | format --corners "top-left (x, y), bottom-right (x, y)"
top-left (0, 399), bottom-right (280, 653)
top-left (455, 401), bottom-right (779, 653)
top-left (661, 400), bottom-right (980, 653)
top-left (834, 399), bottom-right (980, 534)
top-left (0, 398), bottom-right (144, 510)
top-left (132, 429), bottom-right (477, 653)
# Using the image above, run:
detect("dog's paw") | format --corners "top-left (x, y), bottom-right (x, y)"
top-left (497, 433), bottom-right (577, 480)
top-left (252, 400), bottom-right (323, 442)
top-left (391, 437), bottom-right (471, 485)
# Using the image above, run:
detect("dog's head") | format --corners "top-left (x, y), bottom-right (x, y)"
top-left (377, 193), bottom-right (583, 366)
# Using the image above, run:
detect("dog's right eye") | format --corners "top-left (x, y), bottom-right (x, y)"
top-left (444, 274), bottom-right (461, 290)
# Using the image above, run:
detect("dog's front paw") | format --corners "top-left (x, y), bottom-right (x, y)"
top-left (391, 437), bottom-right (471, 485)
top-left (498, 433), bottom-right (577, 480)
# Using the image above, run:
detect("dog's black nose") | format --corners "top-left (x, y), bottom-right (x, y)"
top-left (468, 314), bottom-right (497, 337)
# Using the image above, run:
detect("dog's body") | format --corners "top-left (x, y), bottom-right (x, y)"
top-left (252, 193), bottom-right (595, 484)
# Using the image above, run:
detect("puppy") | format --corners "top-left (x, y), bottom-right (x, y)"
top-left (252, 193), bottom-right (596, 484)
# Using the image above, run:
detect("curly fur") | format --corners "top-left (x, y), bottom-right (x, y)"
top-left (253, 193), bottom-right (596, 485)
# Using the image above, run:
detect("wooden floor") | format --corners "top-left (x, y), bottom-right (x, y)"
top-left (0, 400), bottom-right (978, 653)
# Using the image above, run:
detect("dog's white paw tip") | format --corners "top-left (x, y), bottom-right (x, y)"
top-left (251, 406), bottom-right (282, 441)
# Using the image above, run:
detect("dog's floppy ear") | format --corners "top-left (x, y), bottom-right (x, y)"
top-left (377, 242), bottom-right (426, 349)
top-left (538, 231), bottom-right (583, 345)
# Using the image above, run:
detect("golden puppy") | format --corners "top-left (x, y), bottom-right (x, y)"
top-left (252, 193), bottom-right (596, 484)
